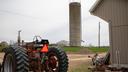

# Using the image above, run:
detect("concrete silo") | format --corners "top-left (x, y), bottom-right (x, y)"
top-left (69, 2), bottom-right (81, 46)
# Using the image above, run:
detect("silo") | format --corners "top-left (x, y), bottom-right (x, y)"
top-left (69, 2), bottom-right (81, 46)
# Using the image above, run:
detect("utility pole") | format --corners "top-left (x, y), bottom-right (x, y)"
top-left (98, 22), bottom-right (101, 48)
top-left (18, 30), bottom-right (21, 46)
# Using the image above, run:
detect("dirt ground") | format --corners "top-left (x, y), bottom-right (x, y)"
top-left (0, 53), bottom-right (93, 63)
top-left (68, 53), bottom-right (106, 70)
top-left (0, 53), bottom-right (106, 71)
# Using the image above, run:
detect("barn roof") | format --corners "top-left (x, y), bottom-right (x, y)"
top-left (89, 0), bottom-right (103, 13)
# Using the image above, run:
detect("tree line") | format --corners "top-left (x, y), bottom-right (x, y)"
top-left (0, 41), bottom-right (8, 52)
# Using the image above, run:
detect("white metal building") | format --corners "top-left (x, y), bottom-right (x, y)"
top-left (90, 0), bottom-right (128, 65)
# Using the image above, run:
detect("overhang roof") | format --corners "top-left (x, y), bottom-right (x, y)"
top-left (89, 0), bottom-right (103, 13)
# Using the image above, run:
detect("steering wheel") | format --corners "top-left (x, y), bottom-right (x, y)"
top-left (33, 36), bottom-right (42, 43)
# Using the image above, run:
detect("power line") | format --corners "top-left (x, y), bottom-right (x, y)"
top-left (0, 9), bottom-right (39, 19)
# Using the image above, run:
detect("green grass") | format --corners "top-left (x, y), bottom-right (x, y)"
top-left (63, 46), bottom-right (109, 53)
top-left (63, 46), bottom-right (82, 52)
top-left (88, 47), bottom-right (109, 53)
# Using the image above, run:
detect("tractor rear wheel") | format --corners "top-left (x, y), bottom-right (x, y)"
top-left (46, 47), bottom-right (68, 72)
top-left (1, 46), bottom-right (29, 72)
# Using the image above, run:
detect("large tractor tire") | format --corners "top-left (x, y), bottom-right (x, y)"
top-left (46, 47), bottom-right (68, 72)
top-left (1, 46), bottom-right (29, 72)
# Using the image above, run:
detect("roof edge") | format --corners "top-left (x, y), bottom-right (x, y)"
top-left (89, 0), bottom-right (103, 13)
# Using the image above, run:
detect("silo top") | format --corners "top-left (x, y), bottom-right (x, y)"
top-left (69, 2), bottom-right (81, 7)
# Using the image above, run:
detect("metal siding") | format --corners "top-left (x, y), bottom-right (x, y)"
top-left (92, 0), bottom-right (128, 64)
top-left (113, 26), bottom-right (128, 64)
top-left (112, 26), bottom-right (128, 64)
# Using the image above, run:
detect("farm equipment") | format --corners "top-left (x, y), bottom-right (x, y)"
top-left (88, 52), bottom-right (110, 72)
top-left (1, 36), bottom-right (68, 72)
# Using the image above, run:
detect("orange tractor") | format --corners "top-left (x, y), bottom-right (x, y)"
top-left (1, 36), bottom-right (68, 72)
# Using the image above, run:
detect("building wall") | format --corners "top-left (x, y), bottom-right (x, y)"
top-left (69, 2), bottom-right (81, 46)
top-left (92, 0), bottom-right (128, 64)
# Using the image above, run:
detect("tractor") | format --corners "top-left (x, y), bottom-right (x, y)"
top-left (0, 36), bottom-right (68, 72)
top-left (88, 52), bottom-right (110, 72)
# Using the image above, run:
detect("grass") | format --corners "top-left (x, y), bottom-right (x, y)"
top-left (63, 46), bottom-right (109, 53)
top-left (63, 46), bottom-right (82, 52)
top-left (88, 47), bottom-right (109, 53)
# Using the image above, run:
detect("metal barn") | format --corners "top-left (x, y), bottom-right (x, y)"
top-left (90, 0), bottom-right (128, 68)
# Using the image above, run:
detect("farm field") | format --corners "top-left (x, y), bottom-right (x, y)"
top-left (0, 46), bottom-right (108, 72)
top-left (0, 53), bottom-right (106, 72)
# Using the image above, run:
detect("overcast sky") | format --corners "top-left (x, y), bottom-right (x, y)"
top-left (0, 0), bottom-right (109, 46)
